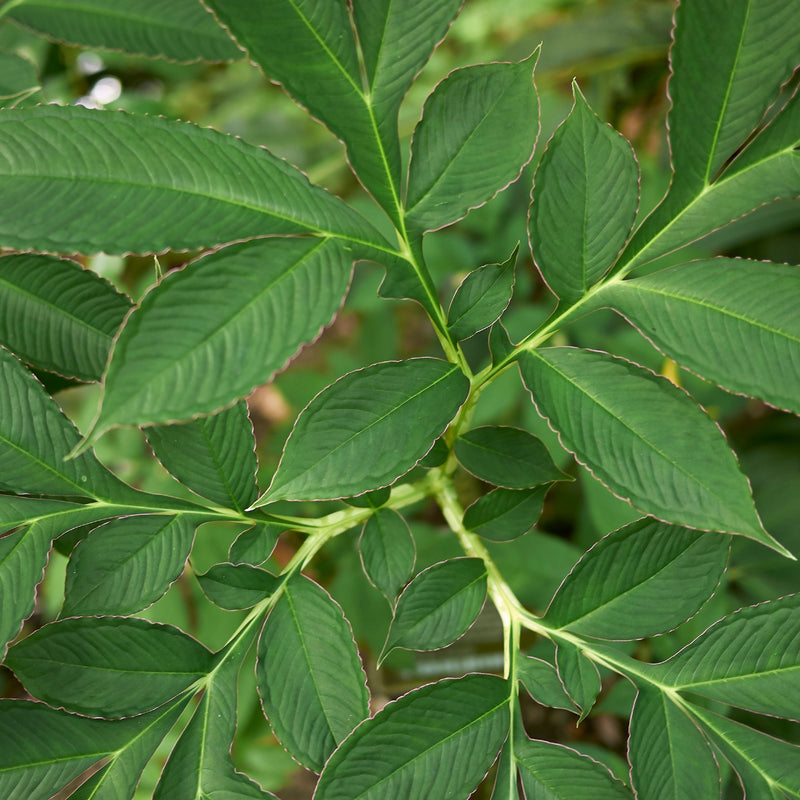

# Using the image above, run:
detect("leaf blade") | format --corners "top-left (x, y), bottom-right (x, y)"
top-left (359, 508), bottom-right (416, 604)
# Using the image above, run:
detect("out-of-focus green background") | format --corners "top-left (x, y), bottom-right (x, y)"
top-left (2, 2), bottom-right (798, 796)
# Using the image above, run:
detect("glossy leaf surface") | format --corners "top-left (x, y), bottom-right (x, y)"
top-left (6, 617), bottom-right (213, 718)
top-left (197, 563), bottom-right (278, 610)
top-left (359, 508), bottom-right (416, 603)
top-left (519, 348), bottom-right (784, 553)
top-left (545, 519), bottom-right (729, 639)
top-left (257, 575), bottom-right (368, 772)
top-left (463, 486), bottom-right (547, 542)
top-left (406, 54), bottom-right (539, 232)
top-left (530, 85), bottom-right (638, 303)
top-left (259, 359), bottom-right (469, 503)
top-left (315, 674), bottom-right (509, 800)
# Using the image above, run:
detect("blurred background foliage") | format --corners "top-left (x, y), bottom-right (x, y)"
top-left (2, 1), bottom-right (799, 797)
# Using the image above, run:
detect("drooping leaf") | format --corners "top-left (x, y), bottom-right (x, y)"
top-left (6, 617), bottom-right (213, 718)
top-left (519, 348), bottom-right (787, 554)
top-left (256, 575), bottom-right (369, 772)
top-left (0, 699), bottom-right (181, 800)
top-left (555, 641), bottom-right (600, 720)
top-left (0, 253), bottom-right (131, 382)
top-left (146, 401), bottom-right (258, 510)
top-left (0, 346), bottom-right (142, 503)
top-left (517, 655), bottom-right (576, 713)
top-left (544, 519), bottom-right (729, 639)
top-left (257, 359), bottom-right (469, 504)
top-left (228, 523), bottom-right (282, 566)
top-left (600, 258), bottom-right (800, 415)
top-left (381, 557), bottom-right (487, 663)
top-left (93, 237), bottom-right (351, 438)
top-left (61, 513), bottom-right (196, 617)
top-left (529, 84), bottom-right (638, 303)
top-left (0, 52), bottom-right (41, 106)
top-left (405, 52), bottom-right (540, 232)
top-left (0, 105), bottom-right (391, 256)
top-left (315, 674), bottom-right (510, 800)
top-left (447, 247), bottom-right (517, 341)
top-left (359, 508), bottom-right (416, 604)
top-left (6, 0), bottom-right (241, 62)
top-left (463, 486), bottom-right (548, 542)
top-left (652, 593), bottom-right (800, 719)
top-left (515, 737), bottom-right (632, 799)
top-left (628, 688), bottom-right (720, 800)
top-left (455, 425), bottom-right (568, 489)
top-left (197, 563), bottom-right (278, 610)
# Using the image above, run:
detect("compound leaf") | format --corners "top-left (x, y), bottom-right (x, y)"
top-left (6, 616), bottom-right (213, 718)
top-left (359, 508), bottom-right (416, 604)
top-left (147, 401), bottom-right (258, 511)
top-left (463, 485), bottom-right (548, 542)
top-left (197, 563), bottom-right (278, 610)
top-left (406, 53), bottom-right (539, 232)
top-left (258, 359), bottom-right (469, 504)
top-left (381, 558), bottom-right (487, 662)
top-left (530, 84), bottom-right (638, 303)
top-left (519, 348), bottom-right (786, 555)
top-left (315, 674), bottom-right (510, 800)
top-left (256, 575), bottom-right (368, 772)
top-left (545, 519), bottom-right (729, 639)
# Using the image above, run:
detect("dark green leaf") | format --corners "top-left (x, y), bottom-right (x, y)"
top-left (448, 247), bottom-right (517, 341)
top-left (545, 519), bottom-right (729, 639)
top-left (406, 53), bottom-right (540, 232)
top-left (519, 348), bottom-right (787, 555)
top-left (197, 563), bottom-right (278, 610)
top-left (530, 84), bottom-right (638, 303)
top-left (0, 105), bottom-right (390, 256)
top-left (463, 486), bottom-right (547, 542)
top-left (147, 401), bottom-right (258, 510)
top-left (359, 508), bottom-right (416, 604)
top-left (653, 593), bottom-right (800, 719)
top-left (345, 486), bottom-right (392, 508)
top-left (491, 739), bottom-right (520, 800)
top-left (0, 495), bottom-right (90, 535)
top-left (490, 321), bottom-right (516, 366)
top-left (257, 575), bottom-right (369, 772)
top-left (381, 557), bottom-right (487, 662)
top-left (315, 674), bottom-right (510, 800)
top-left (517, 655), bottom-right (576, 713)
top-left (6, 617), bottom-right (213, 718)
top-left (61, 514), bottom-right (196, 617)
top-left (600, 258), bottom-right (800, 415)
top-left (7, 0), bottom-right (241, 62)
top-left (555, 641), bottom-right (600, 720)
top-left (629, 688), bottom-right (720, 800)
top-left (258, 359), bottom-right (469, 503)
top-left (228, 523), bottom-right (282, 566)
top-left (455, 426), bottom-right (568, 489)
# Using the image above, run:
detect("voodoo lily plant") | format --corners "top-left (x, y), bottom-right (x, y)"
top-left (0, 0), bottom-right (799, 798)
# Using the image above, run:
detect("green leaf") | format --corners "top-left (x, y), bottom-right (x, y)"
top-left (258, 358), bottom-right (469, 504)
top-left (519, 348), bottom-right (787, 555)
top-left (6, 616), bottom-right (213, 718)
top-left (359, 508), bottom-right (416, 604)
top-left (315, 674), bottom-right (510, 800)
top-left (256, 575), bottom-right (369, 772)
top-left (0, 495), bottom-right (90, 534)
top-left (69, 697), bottom-right (189, 800)
top-left (515, 736), bottom-right (632, 799)
top-left (690, 706), bottom-right (800, 799)
top-left (599, 258), bottom-right (800, 415)
top-left (345, 486), bottom-right (392, 508)
top-left (555, 641), bottom-right (600, 721)
top-left (93, 237), bottom-right (351, 439)
top-left (490, 321), bottom-right (516, 366)
top-left (0, 346), bottom-right (142, 503)
top-left (529, 84), bottom-right (638, 304)
top-left (463, 486), bottom-right (548, 542)
top-left (381, 557), bottom-right (487, 663)
top-left (197, 563), bottom-right (278, 610)
top-left (0, 105), bottom-right (390, 256)
top-left (0, 253), bottom-right (131, 382)
top-left (652, 593), bottom-right (800, 719)
top-left (147, 401), bottom-right (258, 510)
top-left (6, 0), bottom-right (241, 62)
top-left (228, 523), bottom-right (282, 566)
top-left (447, 247), bottom-right (517, 341)
top-left (61, 513), bottom-right (196, 617)
top-left (455, 425), bottom-right (568, 489)
top-left (0, 52), bottom-right (41, 106)
top-left (0, 699), bottom-right (180, 800)
top-left (517, 655), bottom-right (576, 713)
top-left (628, 688), bottom-right (720, 800)
top-left (405, 52), bottom-right (540, 232)
top-left (544, 519), bottom-right (729, 639)
top-left (491, 739), bottom-right (520, 800)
